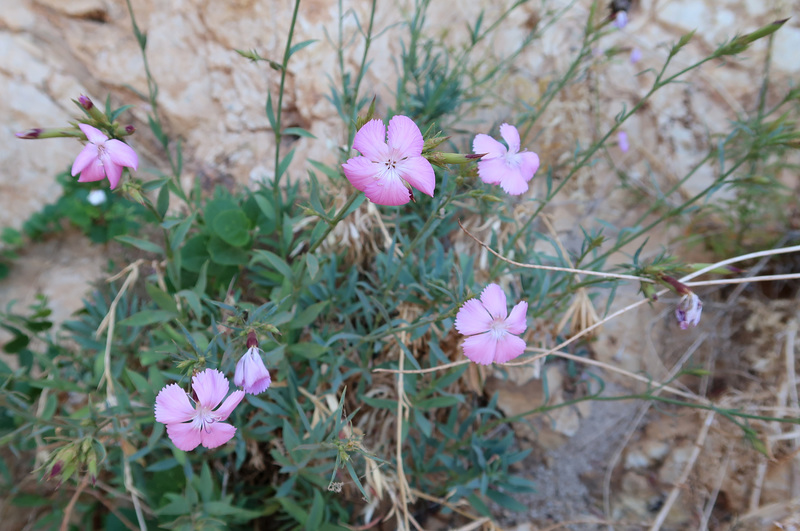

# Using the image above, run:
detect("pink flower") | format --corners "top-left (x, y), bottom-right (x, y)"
top-left (71, 123), bottom-right (138, 189)
top-left (472, 124), bottom-right (540, 195)
top-left (454, 284), bottom-right (528, 365)
top-left (154, 369), bottom-right (244, 451)
top-left (676, 292), bottom-right (703, 330)
top-left (342, 116), bottom-right (436, 206)
top-left (234, 347), bottom-right (271, 394)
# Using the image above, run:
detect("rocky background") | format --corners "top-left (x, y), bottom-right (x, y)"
top-left (2, 0), bottom-right (800, 529)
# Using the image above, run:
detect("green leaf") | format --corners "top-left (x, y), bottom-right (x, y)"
top-left (308, 159), bottom-right (341, 181)
top-left (116, 236), bottom-right (164, 255)
top-left (118, 309), bottom-right (178, 327)
top-left (277, 148), bottom-right (295, 180)
top-left (306, 254), bottom-right (319, 280)
top-left (252, 250), bottom-right (293, 280)
top-left (157, 182), bottom-right (169, 218)
top-left (170, 211), bottom-right (197, 251)
top-left (283, 127), bottom-right (316, 139)
top-left (212, 209), bottom-right (251, 247)
top-left (289, 39), bottom-right (317, 57)
top-left (287, 342), bottom-right (328, 360)
top-left (145, 283), bottom-right (178, 314)
top-left (254, 194), bottom-right (276, 221)
top-left (414, 396), bottom-right (461, 410)
top-left (305, 490), bottom-right (324, 531)
top-left (3, 334), bottom-right (29, 354)
top-left (289, 301), bottom-right (328, 330)
top-left (485, 489), bottom-right (527, 512)
top-left (266, 92), bottom-right (277, 130)
top-left (208, 237), bottom-right (249, 265)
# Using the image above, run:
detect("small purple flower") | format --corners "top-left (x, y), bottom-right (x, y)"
top-left (630, 48), bottom-right (642, 63)
top-left (618, 131), bottom-right (630, 153)
top-left (676, 292), bottom-right (703, 329)
top-left (614, 11), bottom-right (628, 29)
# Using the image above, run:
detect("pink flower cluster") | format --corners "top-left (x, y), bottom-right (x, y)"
top-left (72, 124), bottom-right (138, 189)
top-left (342, 116), bottom-right (540, 205)
top-left (154, 333), bottom-right (272, 451)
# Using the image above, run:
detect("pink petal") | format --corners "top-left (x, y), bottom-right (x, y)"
top-left (362, 174), bottom-right (412, 206)
top-left (200, 422), bottom-right (236, 449)
top-left (492, 333), bottom-right (527, 364)
top-left (455, 298), bottom-right (492, 336)
top-left (396, 156), bottom-right (435, 197)
top-left (235, 348), bottom-right (271, 395)
top-left (342, 156), bottom-right (378, 192)
top-left (155, 383), bottom-right (196, 424)
top-left (476, 158), bottom-right (507, 185)
top-left (166, 422), bottom-right (202, 451)
top-left (192, 369), bottom-right (229, 410)
top-left (353, 119), bottom-right (387, 161)
top-left (499, 167), bottom-right (530, 196)
top-left (245, 374), bottom-right (271, 395)
top-left (461, 333), bottom-right (498, 365)
top-left (214, 390), bottom-right (245, 420)
top-left (105, 139), bottom-right (139, 170)
top-left (387, 115), bottom-right (423, 157)
top-left (78, 123), bottom-right (108, 144)
top-left (480, 284), bottom-right (508, 320)
top-left (499, 123), bottom-right (520, 154)
top-left (519, 151), bottom-right (540, 180)
top-left (71, 144), bottom-right (99, 176)
top-left (472, 134), bottom-right (507, 159)
top-left (99, 153), bottom-right (123, 189)
top-left (76, 158), bottom-right (108, 183)
top-left (506, 301), bottom-right (528, 335)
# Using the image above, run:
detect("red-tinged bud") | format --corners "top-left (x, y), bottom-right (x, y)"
top-left (246, 330), bottom-right (259, 348)
top-left (125, 125), bottom-right (136, 134)
top-left (78, 95), bottom-right (94, 110)
top-left (49, 461), bottom-right (63, 479)
top-left (16, 128), bottom-right (43, 139)
top-left (661, 274), bottom-right (691, 295)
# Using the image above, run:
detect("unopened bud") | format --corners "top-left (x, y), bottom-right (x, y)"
top-left (355, 97), bottom-right (377, 132)
top-left (717, 19), bottom-right (788, 56)
top-left (125, 125), bottom-right (136, 134)
top-left (15, 128), bottom-right (43, 139)
top-left (246, 330), bottom-right (259, 348)
top-left (78, 95), bottom-right (94, 110)
top-left (422, 134), bottom-right (449, 152)
top-left (661, 274), bottom-right (691, 295)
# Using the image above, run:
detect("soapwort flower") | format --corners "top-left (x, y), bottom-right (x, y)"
top-left (342, 115), bottom-right (436, 206)
top-left (154, 369), bottom-right (244, 451)
top-left (71, 123), bottom-right (138, 189)
top-left (454, 283), bottom-right (528, 365)
top-left (472, 123), bottom-right (540, 195)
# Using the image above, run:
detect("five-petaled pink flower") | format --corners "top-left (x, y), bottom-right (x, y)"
top-left (342, 116), bottom-right (436, 206)
top-left (71, 123), bottom-right (138, 190)
top-left (454, 283), bottom-right (528, 365)
top-left (472, 123), bottom-right (540, 195)
top-left (234, 347), bottom-right (271, 395)
top-left (675, 292), bottom-right (703, 330)
top-left (154, 369), bottom-right (244, 451)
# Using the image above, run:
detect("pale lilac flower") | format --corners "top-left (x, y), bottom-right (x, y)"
top-left (234, 347), bottom-right (271, 394)
top-left (154, 369), bottom-right (244, 451)
top-left (472, 123), bottom-right (540, 195)
top-left (71, 123), bottom-right (138, 190)
top-left (630, 47), bottom-right (642, 63)
top-left (618, 131), bottom-right (630, 153)
top-left (614, 11), bottom-right (628, 29)
top-left (676, 292), bottom-right (703, 330)
top-left (454, 284), bottom-right (528, 365)
top-left (342, 116), bottom-right (435, 206)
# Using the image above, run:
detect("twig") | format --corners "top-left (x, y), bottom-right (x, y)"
top-left (698, 450), bottom-right (730, 531)
top-left (686, 273), bottom-right (800, 286)
top-left (60, 474), bottom-right (90, 531)
top-left (459, 220), bottom-right (649, 282)
top-left (649, 411), bottom-right (715, 531)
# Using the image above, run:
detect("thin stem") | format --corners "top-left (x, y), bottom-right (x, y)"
top-left (273, 0), bottom-right (303, 249)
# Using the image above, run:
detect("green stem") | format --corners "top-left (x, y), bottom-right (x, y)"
top-left (307, 192), bottom-right (361, 254)
top-left (273, 0), bottom-right (303, 253)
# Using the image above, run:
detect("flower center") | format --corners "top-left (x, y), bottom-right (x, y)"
top-left (503, 152), bottom-right (520, 168)
top-left (194, 405), bottom-right (219, 432)
top-left (489, 316), bottom-right (508, 338)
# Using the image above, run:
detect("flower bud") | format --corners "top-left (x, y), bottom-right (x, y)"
top-left (355, 96), bottom-right (377, 132)
top-left (15, 128), bottom-right (42, 139)
top-left (78, 94), bottom-right (94, 110)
